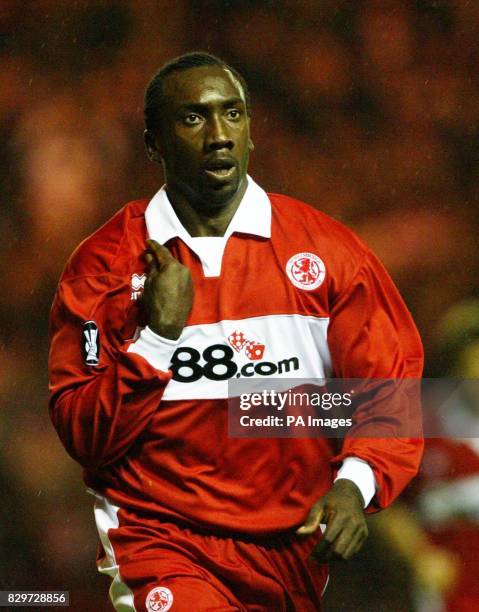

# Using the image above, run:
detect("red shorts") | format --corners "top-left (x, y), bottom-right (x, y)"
top-left (93, 494), bottom-right (329, 611)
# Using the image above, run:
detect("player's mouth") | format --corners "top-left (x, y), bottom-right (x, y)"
top-left (203, 158), bottom-right (237, 181)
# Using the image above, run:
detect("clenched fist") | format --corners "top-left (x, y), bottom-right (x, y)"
top-left (142, 239), bottom-right (194, 340)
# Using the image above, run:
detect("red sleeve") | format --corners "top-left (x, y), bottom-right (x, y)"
top-left (328, 249), bottom-right (424, 510)
top-left (48, 273), bottom-right (172, 470)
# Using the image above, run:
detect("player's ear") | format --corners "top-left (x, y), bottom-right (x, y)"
top-left (144, 130), bottom-right (162, 163)
top-left (248, 137), bottom-right (255, 152)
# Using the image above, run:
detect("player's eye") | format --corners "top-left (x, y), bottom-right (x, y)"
top-left (227, 109), bottom-right (241, 119)
top-left (184, 114), bottom-right (202, 125)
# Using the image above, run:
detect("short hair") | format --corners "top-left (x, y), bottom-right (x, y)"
top-left (144, 52), bottom-right (251, 133)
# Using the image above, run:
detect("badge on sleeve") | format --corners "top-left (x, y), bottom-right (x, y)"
top-left (83, 320), bottom-right (100, 366)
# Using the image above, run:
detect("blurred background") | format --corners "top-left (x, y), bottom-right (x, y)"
top-left (1, 0), bottom-right (479, 610)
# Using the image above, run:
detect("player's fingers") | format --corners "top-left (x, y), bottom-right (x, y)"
top-left (315, 519), bottom-right (365, 562)
top-left (330, 523), bottom-right (360, 558)
top-left (296, 503), bottom-right (324, 536)
top-left (146, 239), bottom-right (172, 268)
top-left (144, 252), bottom-right (159, 277)
top-left (312, 513), bottom-right (348, 560)
top-left (341, 524), bottom-right (368, 560)
top-left (313, 537), bottom-right (334, 562)
top-left (342, 536), bottom-right (363, 561)
top-left (340, 533), bottom-right (364, 560)
top-left (144, 252), bottom-right (154, 266)
top-left (319, 512), bottom-right (345, 546)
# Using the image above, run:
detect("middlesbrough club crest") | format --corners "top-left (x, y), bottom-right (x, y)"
top-left (286, 252), bottom-right (326, 291)
top-left (145, 586), bottom-right (173, 612)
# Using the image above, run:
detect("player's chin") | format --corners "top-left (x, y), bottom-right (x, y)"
top-left (201, 179), bottom-right (240, 206)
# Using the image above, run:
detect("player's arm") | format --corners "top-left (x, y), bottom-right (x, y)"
top-left (297, 249), bottom-right (424, 559)
top-left (48, 240), bottom-right (193, 469)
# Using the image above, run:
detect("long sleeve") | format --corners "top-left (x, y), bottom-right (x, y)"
top-left (48, 273), bottom-right (176, 470)
top-left (328, 249), bottom-right (424, 510)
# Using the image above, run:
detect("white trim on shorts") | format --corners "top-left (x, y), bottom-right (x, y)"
top-left (89, 489), bottom-right (137, 612)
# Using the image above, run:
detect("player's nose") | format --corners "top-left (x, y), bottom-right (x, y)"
top-left (205, 116), bottom-right (233, 151)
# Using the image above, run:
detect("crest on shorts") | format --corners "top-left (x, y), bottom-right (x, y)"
top-left (145, 586), bottom-right (174, 612)
top-left (286, 252), bottom-right (326, 291)
top-left (82, 320), bottom-right (100, 366)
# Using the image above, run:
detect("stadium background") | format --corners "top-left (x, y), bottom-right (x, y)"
top-left (1, 1), bottom-right (478, 610)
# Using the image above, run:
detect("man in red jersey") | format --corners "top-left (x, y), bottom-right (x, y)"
top-left (49, 53), bottom-right (423, 611)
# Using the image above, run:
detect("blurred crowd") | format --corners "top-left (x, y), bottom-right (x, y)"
top-left (1, 1), bottom-right (478, 610)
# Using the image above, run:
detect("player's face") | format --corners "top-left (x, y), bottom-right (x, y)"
top-left (147, 65), bottom-right (253, 210)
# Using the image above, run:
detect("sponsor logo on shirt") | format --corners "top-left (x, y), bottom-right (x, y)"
top-left (145, 586), bottom-right (173, 612)
top-left (161, 314), bottom-right (331, 401)
top-left (228, 329), bottom-right (265, 360)
top-left (169, 331), bottom-right (299, 383)
top-left (131, 273), bottom-right (146, 300)
top-left (286, 252), bottom-right (326, 291)
top-left (82, 320), bottom-right (100, 366)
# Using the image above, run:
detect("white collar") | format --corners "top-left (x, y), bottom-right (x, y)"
top-left (145, 175), bottom-right (271, 246)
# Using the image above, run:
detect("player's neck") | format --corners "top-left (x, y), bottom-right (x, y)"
top-left (166, 181), bottom-right (247, 237)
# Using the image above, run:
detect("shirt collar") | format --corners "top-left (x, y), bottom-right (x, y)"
top-left (145, 175), bottom-right (271, 245)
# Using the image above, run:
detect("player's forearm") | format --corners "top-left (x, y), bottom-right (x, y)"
top-left (49, 348), bottom-right (171, 469)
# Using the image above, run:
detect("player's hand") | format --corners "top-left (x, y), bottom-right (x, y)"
top-left (296, 479), bottom-right (368, 561)
top-left (142, 239), bottom-right (194, 340)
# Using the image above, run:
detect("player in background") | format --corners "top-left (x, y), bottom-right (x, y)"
top-left (374, 300), bottom-right (479, 612)
top-left (49, 53), bottom-right (424, 611)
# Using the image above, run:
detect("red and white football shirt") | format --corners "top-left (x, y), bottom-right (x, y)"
top-left (49, 177), bottom-right (423, 534)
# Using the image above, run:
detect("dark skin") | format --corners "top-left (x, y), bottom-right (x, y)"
top-left (142, 65), bottom-right (368, 561)
top-left (145, 65), bottom-right (253, 237)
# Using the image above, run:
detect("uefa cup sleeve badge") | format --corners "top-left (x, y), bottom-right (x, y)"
top-left (286, 252), bottom-right (326, 291)
top-left (82, 320), bottom-right (100, 366)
